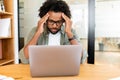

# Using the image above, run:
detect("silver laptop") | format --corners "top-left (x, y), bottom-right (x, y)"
top-left (28, 45), bottom-right (82, 77)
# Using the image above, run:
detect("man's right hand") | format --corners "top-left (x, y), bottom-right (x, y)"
top-left (24, 13), bottom-right (49, 59)
top-left (37, 13), bottom-right (49, 33)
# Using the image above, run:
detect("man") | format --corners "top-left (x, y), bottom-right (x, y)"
top-left (19, 0), bottom-right (88, 63)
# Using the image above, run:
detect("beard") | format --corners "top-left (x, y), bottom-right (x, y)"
top-left (47, 26), bottom-right (61, 34)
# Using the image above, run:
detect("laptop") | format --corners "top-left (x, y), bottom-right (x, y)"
top-left (28, 45), bottom-right (82, 77)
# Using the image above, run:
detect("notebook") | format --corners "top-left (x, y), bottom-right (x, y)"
top-left (28, 45), bottom-right (82, 77)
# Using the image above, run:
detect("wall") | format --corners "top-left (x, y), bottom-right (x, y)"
top-left (19, 0), bottom-right (44, 38)
top-left (95, 1), bottom-right (120, 37)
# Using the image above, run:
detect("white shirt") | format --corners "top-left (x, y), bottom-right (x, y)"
top-left (48, 32), bottom-right (61, 45)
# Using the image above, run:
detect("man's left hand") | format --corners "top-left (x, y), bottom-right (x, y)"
top-left (62, 13), bottom-right (73, 38)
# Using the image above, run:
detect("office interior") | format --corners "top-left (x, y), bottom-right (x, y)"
top-left (0, 0), bottom-right (120, 79)
top-left (18, 0), bottom-right (120, 66)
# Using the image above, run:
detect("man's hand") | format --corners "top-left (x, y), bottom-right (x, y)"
top-left (62, 13), bottom-right (73, 38)
top-left (37, 13), bottom-right (49, 33)
top-left (24, 13), bottom-right (49, 59)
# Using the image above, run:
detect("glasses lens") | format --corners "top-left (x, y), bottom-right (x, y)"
top-left (47, 19), bottom-right (63, 26)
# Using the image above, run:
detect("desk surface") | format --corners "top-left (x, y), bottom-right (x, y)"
top-left (0, 64), bottom-right (120, 80)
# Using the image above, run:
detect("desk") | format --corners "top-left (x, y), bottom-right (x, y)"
top-left (0, 64), bottom-right (120, 80)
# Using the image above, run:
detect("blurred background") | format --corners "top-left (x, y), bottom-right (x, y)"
top-left (18, 0), bottom-right (120, 65)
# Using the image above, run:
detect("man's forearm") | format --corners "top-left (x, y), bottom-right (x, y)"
top-left (24, 30), bottom-right (42, 59)
top-left (66, 32), bottom-right (79, 45)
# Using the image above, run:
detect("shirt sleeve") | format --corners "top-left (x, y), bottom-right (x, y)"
top-left (71, 29), bottom-right (81, 43)
top-left (70, 29), bottom-right (88, 64)
top-left (19, 27), bottom-right (37, 64)
top-left (25, 27), bottom-right (37, 45)
top-left (81, 48), bottom-right (88, 64)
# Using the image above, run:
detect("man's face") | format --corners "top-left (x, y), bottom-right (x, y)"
top-left (47, 11), bottom-right (64, 34)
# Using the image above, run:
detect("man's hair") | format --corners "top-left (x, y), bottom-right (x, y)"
top-left (38, 0), bottom-right (71, 18)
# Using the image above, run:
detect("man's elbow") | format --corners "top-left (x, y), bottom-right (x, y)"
top-left (23, 47), bottom-right (29, 59)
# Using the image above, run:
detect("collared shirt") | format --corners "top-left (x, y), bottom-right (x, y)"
top-left (26, 25), bottom-right (79, 45)
top-left (19, 25), bottom-right (88, 64)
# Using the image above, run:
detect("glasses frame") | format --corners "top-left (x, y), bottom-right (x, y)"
top-left (47, 19), bottom-right (64, 26)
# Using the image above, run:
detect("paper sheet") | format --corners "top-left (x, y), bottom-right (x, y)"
top-left (109, 77), bottom-right (120, 80)
top-left (0, 75), bottom-right (14, 80)
top-left (0, 18), bottom-right (11, 37)
top-left (0, 40), bottom-right (2, 59)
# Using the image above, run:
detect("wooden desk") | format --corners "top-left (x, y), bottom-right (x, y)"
top-left (0, 64), bottom-right (120, 80)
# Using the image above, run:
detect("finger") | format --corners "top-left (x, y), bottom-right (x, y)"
top-left (39, 13), bottom-right (49, 24)
top-left (62, 13), bottom-right (69, 21)
top-left (43, 13), bottom-right (49, 22)
top-left (44, 13), bottom-right (49, 20)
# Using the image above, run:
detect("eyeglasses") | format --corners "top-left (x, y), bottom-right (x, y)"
top-left (47, 19), bottom-right (64, 26)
